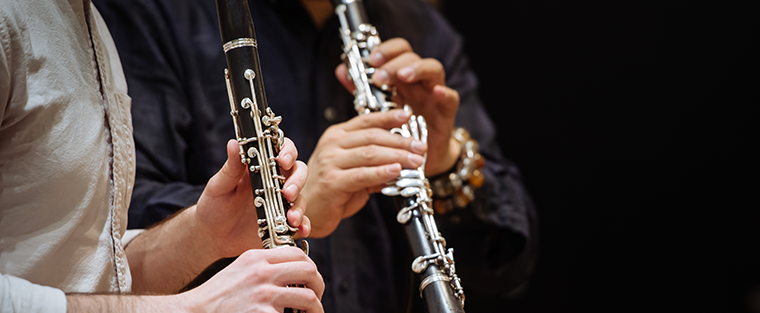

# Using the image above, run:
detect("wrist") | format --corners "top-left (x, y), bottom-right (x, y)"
top-left (427, 136), bottom-right (461, 177)
top-left (185, 204), bottom-right (227, 262)
top-left (172, 291), bottom-right (201, 313)
top-left (127, 205), bottom-right (220, 293)
top-left (429, 127), bottom-right (485, 214)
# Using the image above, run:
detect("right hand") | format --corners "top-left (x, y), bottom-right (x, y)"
top-left (182, 247), bottom-right (325, 312)
top-left (303, 109), bottom-right (427, 238)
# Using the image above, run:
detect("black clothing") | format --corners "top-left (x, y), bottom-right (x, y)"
top-left (96, 0), bottom-right (537, 311)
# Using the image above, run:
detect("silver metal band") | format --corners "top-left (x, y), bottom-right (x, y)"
top-left (223, 38), bottom-right (257, 52)
top-left (419, 274), bottom-right (450, 297)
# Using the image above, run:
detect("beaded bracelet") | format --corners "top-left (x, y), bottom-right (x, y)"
top-left (430, 127), bottom-right (485, 214)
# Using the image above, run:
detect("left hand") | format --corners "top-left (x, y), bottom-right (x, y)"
top-left (195, 138), bottom-right (309, 259)
top-left (336, 37), bottom-right (461, 176)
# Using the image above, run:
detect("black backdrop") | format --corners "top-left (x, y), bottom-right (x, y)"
top-left (438, 1), bottom-right (756, 312)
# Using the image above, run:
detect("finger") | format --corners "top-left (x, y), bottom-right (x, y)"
top-left (335, 63), bottom-right (356, 94)
top-left (396, 58), bottom-right (446, 88)
top-left (286, 194), bottom-right (307, 228)
top-left (335, 145), bottom-right (424, 170)
top-left (240, 246), bottom-right (310, 264)
top-left (282, 160), bottom-right (307, 202)
top-left (277, 137), bottom-right (299, 171)
top-left (433, 85), bottom-right (460, 117)
top-left (273, 287), bottom-right (325, 313)
top-left (371, 52), bottom-right (420, 87)
top-left (339, 109), bottom-right (411, 132)
top-left (336, 126), bottom-right (427, 152)
top-left (294, 215), bottom-right (311, 239)
top-left (267, 261), bottom-right (325, 299)
top-left (204, 139), bottom-right (247, 197)
top-left (331, 163), bottom-right (402, 193)
top-left (368, 37), bottom-right (413, 67)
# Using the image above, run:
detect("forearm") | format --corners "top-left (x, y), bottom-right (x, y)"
top-left (125, 205), bottom-right (218, 294)
top-left (66, 294), bottom-right (186, 313)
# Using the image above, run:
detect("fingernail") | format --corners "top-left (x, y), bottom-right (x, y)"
top-left (291, 211), bottom-right (301, 227)
top-left (374, 69), bottom-right (389, 85)
top-left (398, 67), bottom-right (414, 81)
top-left (408, 153), bottom-right (423, 166)
top-left (386, 163), bottom-right (401, 174)
top-left (411, 140), bottom-right (426, 153)
top-left (370, 51), bottom-right (384, 65)
top-left (285, 184), bottom-right (298, 196)
top-left (281, 153), bottom-right (293, 165)
top-left (394, 109), bottom-right (411, 121)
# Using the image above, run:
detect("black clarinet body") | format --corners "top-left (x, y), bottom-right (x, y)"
top-left (216, 0), bottom-right (307, 312)
top-left (331, 0), bottom-right (465, 312)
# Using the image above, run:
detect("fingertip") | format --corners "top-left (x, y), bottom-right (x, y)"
top-left (394, 109), bottom-right (411, 121)
top-left (369, 50), bottom-right (384, 66)
top-left (385, 163), bottom-right (402, 175)
top-left (288, 209), bottom-right (302, 227)
top-left (299, 221), bottom-right (310, 238)
top-left (411, 140), bottom-right (427, 154)
top-left (435, 85), bottom-right (459, 101)
top-left (280, 153), bottom-right (294, 170)
top-left (373, 69), bottom-right (389, 85)
top-left (398, 66), bottom-right (414, 82)
top-left (226, 139), bottom-right (237, 155)
top-left (222, 139), bottom-right (245, 174)
top-left (283, 137), bottom-right (299, 159)
top-left (284, 184), bottom-right (299, 201)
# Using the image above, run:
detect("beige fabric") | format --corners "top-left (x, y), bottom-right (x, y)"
top-left (0, 0), bottom-right (135, 298)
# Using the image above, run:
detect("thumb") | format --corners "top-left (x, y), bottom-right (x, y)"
top-left (335, 63), bottom-right (357, 94)
top-left (204, 139), bottom-right (247, 197)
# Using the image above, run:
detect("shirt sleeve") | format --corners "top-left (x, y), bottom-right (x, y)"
top-left (0, 274), bottom-right (67, 313)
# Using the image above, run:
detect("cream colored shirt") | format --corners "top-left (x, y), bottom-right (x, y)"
top-left (0, 0), bottom-right (135, 310)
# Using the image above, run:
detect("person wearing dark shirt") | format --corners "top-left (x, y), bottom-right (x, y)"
top-left (95, 0), bottom-right (538, 311)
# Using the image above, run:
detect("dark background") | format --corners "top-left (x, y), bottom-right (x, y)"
top-left (438, 1), bottom-right (756, 312)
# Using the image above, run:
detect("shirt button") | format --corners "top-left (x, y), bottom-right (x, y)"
top-left (339, 279), bottom-right (349, 293)
top-left (324, 106), bottom-right (337, 122)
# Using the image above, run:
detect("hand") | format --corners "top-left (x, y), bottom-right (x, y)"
top-left (182, 247), bottom-right (325, 313)
top-left (303, 110), bottom-right (427, 237)
top-left (336, 38), bottom-right (461, 176)
top-left (195, 138), bottom-right (310, 259)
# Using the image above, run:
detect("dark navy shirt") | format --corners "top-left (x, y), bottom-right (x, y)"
top-left (96, 0), bottom-right (537, 311)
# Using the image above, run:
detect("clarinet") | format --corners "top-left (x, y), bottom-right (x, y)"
top-left (331, 1), bottom-right (465, 312)
top-left (216, 0), bottom-right (307, 312)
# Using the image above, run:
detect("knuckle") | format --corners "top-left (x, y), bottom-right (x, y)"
top-left (305, 262), bottom-right (319, 275)
top-left (323, 124), bottom-right (345, 139)
top-left (363, 129), bottom-right (381, 141)
top-left (323, 170), bottom-right (338, 183)
top-left (306, 292), bottom-right (320, 305)
top-left (428, 58), bottom-right (444, 72)
top-left (256, 286), bottom-right (277, 302)
top-left (239, 249), bottom-right (257, 262)
top-left (351, 168), bottom-right (370, 184)
top-left (360, 145), bottom-right (379, 160)
top-left (395, 38), bottom-right (412, 51)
